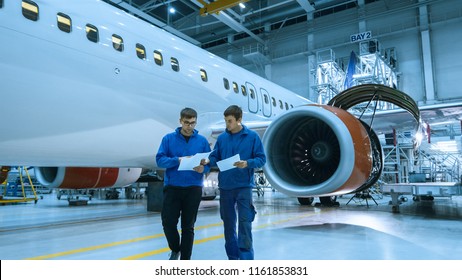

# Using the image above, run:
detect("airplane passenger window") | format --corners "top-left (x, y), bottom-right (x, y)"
top-left (285, 102), bottom-right (289, 110)
top-left (263, 94), bottom-right (269, 104)
top-left (200, 69), bottom-right (208, 82)
top-left (279, 100), bottom-right (283, 109)
top-left (223, 78), bottom-right (230, 90)
top-left (57, 13), bottom-right (72, 33)
top-left (233, 82), bottom-right (238, 93)
top-left (112, 34), bottom-right (124, 52)
top-left (271, 97), bottom-right (276, 107)
top-left (22, 0), bottom-right (39, 21)
top-left (86, 24), bottom-right (98, 43)
top-left (171, 57), bottom-right (180, 72)
top-left (249, 88), bottom-right (255, 99)
top-left (136, 44), bottom-right (146, 60)
top-left (290, 104), bottom-right (294, 109)
top-left (241, 85), bottom-right (247, 96)
top-left (154, 51), bottom-right (163, 66)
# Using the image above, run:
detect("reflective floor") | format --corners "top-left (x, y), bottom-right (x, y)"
top-left (1, 188), bottom-right (462, 260)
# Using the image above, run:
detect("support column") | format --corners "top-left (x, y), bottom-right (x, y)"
top-left (307, 33), bottom-right (316, 101)
top-left (357, 0), bottom-right (366, 33)
top-left (227, 34), bottom-right (234, 62)
top-left (307, 11), bottom-right (316, 100)
top-left (264, 23), bottom-right (272, 80)
top-left (419, 1), bottom-right (436, 102)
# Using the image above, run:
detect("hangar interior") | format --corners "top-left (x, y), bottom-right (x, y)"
top-left (1, 0), bottom-right (462, 261)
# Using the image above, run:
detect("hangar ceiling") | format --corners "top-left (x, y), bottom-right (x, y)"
top-left (109, 0), bottom-right (369, 47)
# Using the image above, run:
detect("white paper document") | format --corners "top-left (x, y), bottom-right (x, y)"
top-left (216, 154), bottom-right (240, 172)
top-left (178, 151), bottom-right (212, 171)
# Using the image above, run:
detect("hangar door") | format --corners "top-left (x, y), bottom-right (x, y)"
top-left (260, 88), bottom-right (272, 117)
top-left (246, 82), bottom-right (259, 114)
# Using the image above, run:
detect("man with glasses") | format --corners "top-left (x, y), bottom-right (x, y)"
top-left (156, 107), bottom-right (211, 260)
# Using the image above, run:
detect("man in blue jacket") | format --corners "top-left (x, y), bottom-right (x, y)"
top-left (209, 105), bottom-right (266, 260)
top-left (156, 107), bottom-right (211, 260)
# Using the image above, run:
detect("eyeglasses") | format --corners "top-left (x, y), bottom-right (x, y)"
top-left (182, 120), bottom-right (197, 126)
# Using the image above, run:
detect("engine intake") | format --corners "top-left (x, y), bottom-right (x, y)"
top-left (263, 104), bottom-right (377, 197)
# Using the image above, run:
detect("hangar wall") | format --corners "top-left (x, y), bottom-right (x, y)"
top-left (206, 0), bottom-right (462, 105)
top-left (432, 22), bottom-right (462, 101)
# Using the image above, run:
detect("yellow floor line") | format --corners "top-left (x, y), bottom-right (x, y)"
top-left (26, 210), bottom-right (324, 260)
top-left (25, 222), bottom-right (223, 260)
top-left (25, 233), bottom-right (165, 260)
top-left (120, 234), bottom-right (225, 260)
top-left (120, 212), bottom-right (322, 260)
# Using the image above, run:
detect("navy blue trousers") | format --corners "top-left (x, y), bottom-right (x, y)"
top-left (219, 188), bottom-right (256, 260)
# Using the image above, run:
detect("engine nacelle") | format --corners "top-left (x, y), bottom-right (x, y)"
top-left (35, 167), bottom-right (142, 189)
top-left (263, 104), bottom-right (382, 197)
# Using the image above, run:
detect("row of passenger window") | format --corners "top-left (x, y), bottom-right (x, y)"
top-left (222, 78), bottom-right (293, 110)
top-left (20, 0), bottom-right (184, 74)
top-left (15, 0), bottom-right (293, 111)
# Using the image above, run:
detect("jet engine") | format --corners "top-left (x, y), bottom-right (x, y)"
top-left (262, 84), bottom-right (420, 204)
top-left (263, 104), bottom-right (382, 199)
top-left (34, 167), bottom-right (142, 189)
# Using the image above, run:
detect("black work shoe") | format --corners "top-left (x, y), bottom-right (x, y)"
top-left (169, 251), bottom-right (180, 260)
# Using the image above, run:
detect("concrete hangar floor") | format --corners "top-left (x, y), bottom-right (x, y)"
top-left (1, 188), bottom-right (462, 260)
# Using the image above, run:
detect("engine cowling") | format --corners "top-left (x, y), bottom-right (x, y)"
top-left (262, 104), bottom-right (382, 197)
top-left (35, 167), bottom-right (142, 189)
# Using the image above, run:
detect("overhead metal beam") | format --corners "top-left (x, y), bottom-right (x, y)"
top-left (197, 0), bottom-right (249, 16)
top-left (296, 0), bottom-right (315, 13)
top-left (191, 0), bottom-right (264, 44)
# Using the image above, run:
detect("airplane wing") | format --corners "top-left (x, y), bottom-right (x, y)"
top-left (356, 101), bottom-right (462, 135)
top-left (419, 102), bottom-right (462, 125)
top-left (208, 120), bottom-right (272, 140)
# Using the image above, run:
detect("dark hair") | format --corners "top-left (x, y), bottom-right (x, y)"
top-left (180, 107), bottom-right (197, 119)
top-left (224, 105), bottom-right (242, 120)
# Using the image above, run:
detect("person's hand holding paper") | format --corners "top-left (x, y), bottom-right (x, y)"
top-left (178, 151), bottom-right (212, 171)
top-left (216, 154), bottom-right (241, 171)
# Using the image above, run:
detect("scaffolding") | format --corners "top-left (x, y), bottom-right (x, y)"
top-left (312, 49), bottom-right (345, 104)
top-left (0, 166), bottom-right (39, 204)
top-left (416, 147), bottom-right (461, 183)
top-left (356, 40), bottom-right (398, 88)
top-left (381, 131), bottom-right (416, 184)
top-left (312, 39), bottom-right (399, 107)
top-left (380, 131), bottom-right (461, 184)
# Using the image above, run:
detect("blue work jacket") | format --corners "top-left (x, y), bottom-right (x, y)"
top-left (209, 125), bottom-right (266, 190)
top-left (156, 127), bottom-right (211, 187)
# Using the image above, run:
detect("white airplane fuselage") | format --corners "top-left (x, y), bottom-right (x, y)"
top-left (0, 0), bottom-right (309, 168)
